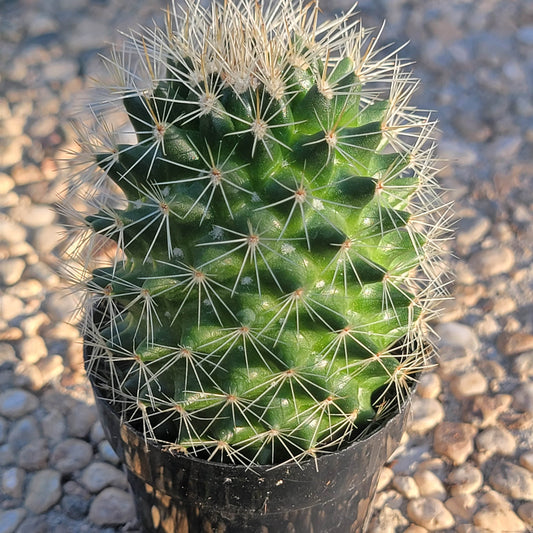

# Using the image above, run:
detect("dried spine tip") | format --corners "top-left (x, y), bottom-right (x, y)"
top-left (68, 0), bottom-right (449, 468)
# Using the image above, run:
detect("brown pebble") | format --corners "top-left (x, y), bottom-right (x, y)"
top-left (497, 332), bottom-right (533, 356)
top-left (433, 422), bottom-right (477, 465)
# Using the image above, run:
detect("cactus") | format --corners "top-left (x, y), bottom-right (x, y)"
top-left (67, 0), bottom-right (447, 467)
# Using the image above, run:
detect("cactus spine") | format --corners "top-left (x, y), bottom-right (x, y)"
top-left (68, 0), bottom-right (447, 467)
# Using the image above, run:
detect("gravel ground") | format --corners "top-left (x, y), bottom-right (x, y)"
top-left (0, 0), bottom-right (532, 531)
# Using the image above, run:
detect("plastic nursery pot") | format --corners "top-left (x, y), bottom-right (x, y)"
top-left (89, 377), bottom-right (411, 533)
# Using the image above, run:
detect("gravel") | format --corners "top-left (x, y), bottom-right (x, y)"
top-left (0, 0), bottom-right (532, 531)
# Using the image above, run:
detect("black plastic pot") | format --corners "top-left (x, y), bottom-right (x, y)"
top-left (90, 382), bottom-right (410, 533)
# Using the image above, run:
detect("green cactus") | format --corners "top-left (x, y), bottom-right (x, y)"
top-left (69, 0), bottom-right (447, 467)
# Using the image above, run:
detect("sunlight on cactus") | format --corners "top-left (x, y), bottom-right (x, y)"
top-left (64, 0), bottom-right (450, 467)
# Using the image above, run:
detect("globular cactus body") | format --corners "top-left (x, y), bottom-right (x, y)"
top-left (70, 0), bottom-right (445, 467)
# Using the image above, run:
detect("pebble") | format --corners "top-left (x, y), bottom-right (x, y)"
top-left (87, 487), bottom-right (136, 527)
top-left (470, 246), bottom-right (515, 277)
top-left (513, 352), bottom-right (533, 380)
top-left (416, 373), bottom-right (441, 399)
top-left (24, 469), bottom-right (62, 514)
top-left (517, 25), bottom-right (533, 45)
top-left (9, 203), bottom-right (57, 228)
top-left (0, 294), bottom-right (25, 322)
top-left (517, 502), bottom-right (533, 526)
top-left (413, 470), bottom-right (446, 500)
top-left (434, 322), bottom-right (480, 356)
top-left (7, 416), bottom-right (41, 452)
top-left (513, 382), bottom-right (533, 413)
top-left (0, 258), bottom-right (26, 286)
top-left (61, 493), bottom-right (90, 520)
top-left (433, 422), bottom-right (477, 465)
top-left (66, 403), bottom-right (97, 439)
top-left (17, 335), bottom-right (48, 364)
top-left (475, 426), bottom-right (516, 459)
top-left (31, 224), bottom-right (64, 255)
top-left (2, 467), bottom-right (25, 498)
top-left (408, 398), bottom-right (445, 434)
top-left (44, 290), bottom-right (82, 322)
top-left (469, 394), bottom-right (513, 428)
top-left (0, 389), bottom-right (38, 419)
top-left (450, 370), bottom-right (488, 399)
top-left (97, 440), bottom-right (120, 465)
top-left (35, 354), bottom-right (64, 384)
top-left (497, 332), bottom-right (533, 356)
top-left (473, 506), bottom-right (527, 532)
top-left (406, 497), bottom-right (455, 530)
top-left (489, 462), bottom-right (533, 501)
top-left (455, 216), bottom-right (491, 250)
top-left (41, 410), bottom-right (66, 445)
top-left (17, 438), bottom-right (49, 470)
top-left (0, 509), bottom-right (27, 533)
top-left (80, 461), bottom-right (128, 493)
top-left (392, 475), bottom-right (420, 499)
top-left (445, 494), bottom-right (478, 521)
top-left (520, 451), bottom-right (533, 472)
top-left (377, 466), bottom-right (394, 492)
top-left (50, 438), bottom-right (93, 474)
top-left (448, 463), bottom-right (484, 495)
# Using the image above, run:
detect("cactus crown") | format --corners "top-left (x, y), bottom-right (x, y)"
top-left (66, 0), bottom-right (447, 467)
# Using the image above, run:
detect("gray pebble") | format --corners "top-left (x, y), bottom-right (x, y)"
top-left (17, 335), bottom-right (48, 364)
top-left (438, 139), bottom-right (478, 166)
top-left (7, 416), bottom-right (41, 452)
top-left (517, 502), bottom-right (533, 527)
top-left (97, 440), bottom-right (120, 465)
top-left (0, 508), bottom-right (27, 533)
top-left (90, 420), bottom-right (106, 444)
top-left (66, 403), bottom-right (97, 439)
top-left (41, 410), bottom-right (66, 445)
top-left (50, 438), bottom-right (93, 474)
top-left (88, 487), bottom-right (136, 527)
top-left (61, 493), bottom-right (90, 520)
top-left (0, 258), bottom-right (26, 286)
top-left (2, 467), bottom-right (25, 498)
top-left (0, 417), bottom-right (7, 444)
top-left (80, 461), bottom-right (128, 493)
top-left (456, 216), bottom-right (491, 251)
top-left (24, 469), bottom-right (62, 514)
top-left (517, 26), bottom-right (533, 45)
top-left (0, 389), bottom-right (38, 419)
top-left (434, 322), bottom-right (480, 356)
top-left (489, 462), bottom-right (533, 501)
top-left (0, 443), bottom-right (15, 466)
top-left (488, 135), bottom-right (523, 159)
top-left (17, 438), bottom-right (50, 470)
top-left (470, 246), bottom-right (515, 277)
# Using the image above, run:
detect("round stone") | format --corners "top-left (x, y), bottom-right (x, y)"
top-left (433, 422), bottom-right (477, 465)
top-left (408, 397), bottom-right (444, 434)
top-left (473, 506), bottom-right (527, 532)
top-left (392, 475), bottom-right (420, 499)
top-left (0, 508), bottom-right (27, 533)
top-left (0, 258), bottom-right (26, 286)
top-left (470, 246), bottom-right (515, 277)
top-left (2, 467), bottom-right (25, 498)
top-left (0, 294), bottom-right (25, 322)
top-left (514, 352), bottom-right (533, 380)
top-left (448, 463), bottom-right (484, 495)
top-left (445, 494), bottom-right (478, 521)
top-left (455, 215), bottom-right (491, 250)
top-left (88, 487), bottom-right (136, 527)
top-left (66, 403), bottom-right (97, 439)
top-left (0, 389), bottom-right (38, 419)
top-left (24, 469), bottom-right (62, 514)
top-left (489, 462), bottom-right (533, 501)
top-left (407, 497), bottom-right (455, 530)
top-left (434, 322), bottom-right (480, 356)
top-left (476, 426), bottom-right (516, 458)
top-left (17, 336), bottom-right (47, 364)
top-left (517, 502), bottom-right (533, 526)
top-left (450, 371), bottom-right (488, 399)
top-left (97, 440), bottom-right (120, 465)
top-left (61, 494), bottom-right (91, 520)
top-left (7, 416), bottom-right (41, 451)
top-left (417, 373), bottom-right (441, 399)
top-left (497, 332), bottom-right (533, 357)
top-left (17, 438), bottom-right (49, 470)
top-left (514, 383), bottom-right (533, 413)
top-left (413, 469), bottom-right (446, 500)
top-left (9, 203), bottom-right (57, 228)
top-left (80, 462), bottom-right (128, 493)
top-left (50, 438), bottom-right (93, 474)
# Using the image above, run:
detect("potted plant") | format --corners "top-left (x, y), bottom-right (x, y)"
top-left (64, 0), bottom-right (447, 531)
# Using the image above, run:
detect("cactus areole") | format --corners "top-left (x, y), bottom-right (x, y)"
top-left (70, 0), bottom-right (446, 475)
